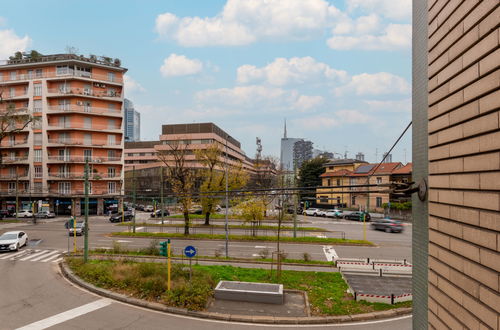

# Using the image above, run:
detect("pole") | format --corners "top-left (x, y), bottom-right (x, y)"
top-left (15, 167), bottom-right (19, 221)
top-left (224, 135), bottom-right (229, 258)
top-left (167, 238), bottom-right (171, 290)
top-left (293, 175), bottom-right (297, 238)
top-left (160, 167), bottom-right (164, 225)
top-left (132, 166), bottom-right (136, 233)
top-left (84, 159), bottom-right (89, 262)
top-left (73, 214), bottom-right (77, 254)
top-left (121, 196), bottom-right (124, 223)
top-left (364, 178), bottom-right (369, 242)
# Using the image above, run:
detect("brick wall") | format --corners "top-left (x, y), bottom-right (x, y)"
top-left (427, 1), bottom-right (499, 329)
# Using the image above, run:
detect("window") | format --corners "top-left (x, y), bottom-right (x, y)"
top-left (83, 101), bottom-right (91, 113)
top-left (107, 134), bottom-right (115, 145)
top-left (58, 165), bottom-right (70, 178)
top-left (376, 197), bottom-right (383, 208)
top-left (107, 150), bottom-right (116, 160)
top-left (34, 83), bottom-right (42, 96)
top-left (108, 182), bottom-right (116, 194)
top-left (9, 167), bottom-right (16, 176)
top-left (59, 116), bottom-right (70, 128)
top-left (34, 133), bottom-right (42, 145)
top-left (32, 119), bottom-right (42, 129)
top-left (34, 166), bottom-right (43, 178)
top-left (84, 117), bottom-right (92, 129)
top-left (9, 87), bottom-right (15, 97)
top-left (337, 179), bottom-right (341, 186)
top-left (9, 135), bottom-right (15, 146)
top-left (107, 72), bottom-right (115, 82)
top-left (107, 88), bottom-right (116, 97)
top-left (319, 195), bottom-right (328, 203)
top-left (83, 149), bottom-right (92, 161)
top-left (351, 196), bottom-right (356, 206)
top-left (87, 181), bottom-right (92, 195)
top-left (59, 132), bottom-right (69, 143)
top-left (27, 70), bottom-right (33, 79)
top-left (107, 119), bottom-right (115, 129)
top-left (84, 134), bottom-right (92, 145)
top-left (75, 66), bottom-right (91, 78)
top-left (35, 69), bottom-right (43, 78)
top-left (8, 182), bottom-right (16, 193)
top-left (107, 167), bottom-right (116, 178)
top-left (58, 99), bottom-right (70, 111)
top-left (58, 149), bottom-right (70, 161)
top-left (9, 151), bottom-right (16, 161)
top-left (376, 177), bottom-right (382, 184)
top-left (327, 179), bottom-right (331, 186)
top-left (34, 149), bottom-right (42, 162)
top-left (34, 182), bottom-right (42, 193)
top-left (34, 99), bottom-right (42, 112)
top-left (59, 83), bottom-right (70, 93)
top-left (58, 182), bottom-right (71, 194)
top-left (56, 65), bottom-right (69, 76)
top-left (10, 71), bottom-right (17, 80)
top-left (108, 103), bottom-right (116, 110)
top-left (23, 182), bottom-right (29, 193)
top-left (83, 84), bottom-right (91, 95)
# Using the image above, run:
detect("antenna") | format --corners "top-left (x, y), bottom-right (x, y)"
top-left (375, 148), bottom-right (378, 163)
top-left (404, 148), bottom-right (407, 163)
top-left (283, 118), bottom-right (287, 139)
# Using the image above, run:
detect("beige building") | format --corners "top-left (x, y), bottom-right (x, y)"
top-left (413, 0), bottom-right (499, 328)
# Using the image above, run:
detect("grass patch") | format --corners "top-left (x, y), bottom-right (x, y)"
top-left (117, 222), bottom-right (325, 232)
top-left (110, 232), bottom-right (373, 245)
top-left (165, 214), bottom-right (293, 221)
top-left (66, 259), bottom-right (410, 315)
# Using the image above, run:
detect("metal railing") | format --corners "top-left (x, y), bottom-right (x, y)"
top-left (47, 139), bottom-right (121, 147)
top-left (46, 156), bottom-right (121, 163)
top-left (47, 172), bottom-right (121, 180)
top-left (47, 106), bottom-right (121, 117)
top-left (1, 157), bottom-right (29, 163)
top-left (47, 88), bottom-right (121, 99)
top-left (47, 123), bottom-right (121, 131)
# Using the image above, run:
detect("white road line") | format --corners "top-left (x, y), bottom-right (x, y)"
top-left (135, 227), bottom-right (144, 231)
top-left (51, 257), bottom-right (64, 263)
top-left (254, 245), bottom-right (268, 249)
top-left (316, 235), bottom-right (327, 238)
top-left (322, 245), bottom-right (339, 262)
top-left (116, 240), bottom-right (132, 243)
top-left (0, 250), bottom-right (30, 259)
top-left (31, 250), bottom-right (59, 262)
top-left (252, 254), bottom-right (260, 257)
top-left (15, 298), bottom-right (112, 330)
top-left (41, 253), bottom-right (62, 262)
top-left (19, 250), bottom-right (50, 261)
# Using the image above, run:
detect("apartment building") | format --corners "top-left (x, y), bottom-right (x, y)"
top-left (413, 0), bottom-right (499, 328)
top-left (0, 53), bottom-right (126, 215)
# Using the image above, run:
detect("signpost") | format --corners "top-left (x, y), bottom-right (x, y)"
top-left (159, 240), bottom-right (171, 290)
top-left (184, 245), bottom-right (197, 281)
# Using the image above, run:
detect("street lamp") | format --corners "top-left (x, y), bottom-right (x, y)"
top-left (224, 134), bottom-right (230, 258)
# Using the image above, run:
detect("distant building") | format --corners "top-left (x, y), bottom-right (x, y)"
top-left (382, 152), bottom-right (392, 163)
top-left (124, 99), bottom-right (140, 142)
top-left (355, 152), bottom-right (365, 161)
top-left (312, 148), bottom-right (333, 159)
top-left (293, 139), bottom-right (313, 169)
top-left (280, 120), bottom-right (301, 172)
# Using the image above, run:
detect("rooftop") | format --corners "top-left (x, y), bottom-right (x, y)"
top-left (0, 53), bottom-right (126, 71)
top-left (324, 158), bottom-right (368, 167)
top-left (161, 122), bottom-right (241, 149)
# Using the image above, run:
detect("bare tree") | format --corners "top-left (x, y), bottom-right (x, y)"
top-left (250, 155), bottom-right (279, 218)
top-left (0, 88), bottom-right (33, 166)
top-left (157, 142), bottom-right (196, 235)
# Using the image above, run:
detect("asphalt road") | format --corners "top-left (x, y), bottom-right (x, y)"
top-left (0, 260), bottom-right (412, 329)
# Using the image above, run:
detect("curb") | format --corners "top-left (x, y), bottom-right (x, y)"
top-left (59, 261), bottom-right (412, 325)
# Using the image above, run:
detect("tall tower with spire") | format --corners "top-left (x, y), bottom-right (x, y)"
top-left (280, 118), bottom-right (301, 172)
top-left (284, 118), bottom-right (287, 138)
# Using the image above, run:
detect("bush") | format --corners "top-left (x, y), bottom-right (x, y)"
top-left (303, 252), bottom-right (311, 262)
top-left (258, 248), bottom-right (270, 259)
top-left (140, 239), bottom-right (160, 256)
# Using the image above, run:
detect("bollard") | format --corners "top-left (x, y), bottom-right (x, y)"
top-left (379, 268), bottom-right (383, 277)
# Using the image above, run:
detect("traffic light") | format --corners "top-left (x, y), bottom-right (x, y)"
top-left (159, 241), bottom-right (168, 256)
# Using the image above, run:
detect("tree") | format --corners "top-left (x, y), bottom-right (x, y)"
top-left (297, 156), bottom-right (329, 200)
top-left (157, 142), bottom-right (197, 235)
top-left (234, 199), bottom-right (265, 236)
top-left (0, 88), bottom-right (34, 166)
top-left (250, 155), bottom-right (279, 217)
top-left (196, 143), bottom-right (248, 225)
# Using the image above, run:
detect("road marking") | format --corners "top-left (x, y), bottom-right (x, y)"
top-left (52, 257), bottom-right (64, 263)
top-left (316, 235), bottom-right (327, 238)
top-left (323, 245), bottom-right (338, 262)
top-left (30, 250), bottom-right (60, 262)
top-left (136, 227), bottom-right (144, 231)
top-left (0, 250), bottom-right (29, 259)
top-left (41, 253), bottom-right (62, 262)
top-left (252, 254), bottom-right (260, 257)
top-left (254, 245), bottom-right (268, 249)
top-left (116, 240), bottom-right (132, 243)
top-left (19, 250), bottom-right (49, 261)
top-left (15, 298), bottom-right (112, 330)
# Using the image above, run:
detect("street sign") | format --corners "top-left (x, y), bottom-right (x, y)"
top-left (184, 245), bottom-right (197, 258)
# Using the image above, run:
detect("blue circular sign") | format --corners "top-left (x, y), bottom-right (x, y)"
top-left (184, 245), bottom-right (197, 258)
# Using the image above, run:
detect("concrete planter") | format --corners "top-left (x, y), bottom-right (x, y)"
top-left (215, 281), bottom-right (284, 304)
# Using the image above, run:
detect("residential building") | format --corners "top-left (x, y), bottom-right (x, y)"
top-left (412, 0), bottom-right (499, 329)
top-left (124, 98), bottom-right (140, 142)
top-left (293, 139), bottom-right (313, 169)
top-left (0, 53), bottom-right (126, 215)
top-left (124, 140), bottom-right (158, 170)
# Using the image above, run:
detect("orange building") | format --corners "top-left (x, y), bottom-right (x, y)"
top-left (0, 53), bottom-right (126, 215)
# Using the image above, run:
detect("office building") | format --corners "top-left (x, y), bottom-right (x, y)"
top-left (124, 98), bottom-right (140, 142)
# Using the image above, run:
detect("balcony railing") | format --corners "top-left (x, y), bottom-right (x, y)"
top-left (0, 140), bottom-right (29, 148)
top-left (1, 156), bottom-right (29, 164)
top-left (47, 87), bottom-right (121, 99)
top-left (47, 172), bottom-right (121, 180)
top-left (47, 123), bottom-right (121, 132)
top-left (47, 156), bottom-right (122, 163)
top-left (47, 139), bottom-right (121, 147)
top-left (0, 173), bottom-right (29, 180)
top-left (47, 105), bottom-right (121, 117)
top-left (0, 107), bottom-right (30, 115)
top-left (47, 189), bottom-right (121, 196)
top-left (0, 68), bottom-right (123, 84)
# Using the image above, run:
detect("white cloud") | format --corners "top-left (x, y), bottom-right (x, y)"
top-left (346, 0), bottom-right (411, 21)
top-left (0, 29), bottom-right (31, 59)
top-left (196, 85), bottom-right (323, 112)
top-left (294, 115), bottom-right (339, 129)
top-left (364, 98), bottom-right (411, 113)
top-left (336, 109), bottom-right (372, 123)
top-left (160, 54), bottom-right (203, 77)
top-left (334, 72), bottom-right (410, 96)
top-left (123, 75), bottom-right (145, 94)
top-left (155, 0), bottom-right (343, 46)
top-left (237, 56), bottom-right (348, 86)
top-left (327, 23), bottom-right (411, 51)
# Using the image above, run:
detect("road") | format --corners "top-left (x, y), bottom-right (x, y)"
top-left (0, 260), bottom-right (411, 329)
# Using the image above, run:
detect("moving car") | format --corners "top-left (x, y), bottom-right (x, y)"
top-left (150, 209), bottom-right (171, 217)
top-left (35, 211), bottom-right (56, 218)
top-left (344, 211), bottom-right (371, 221)
top-left (15, 210), bottom-right (34, 218)
top-left (144, 205), bottom-right (154, 212)
top-left (303, 208), bottom-right (321, 216)
top-left (68, 222), bottom-right (86, 236)
top-left (371, 218), bottom-right (404, 233)
top-left (109, 211), bottom-right (133, 223)
top-left (0, 231), bottom-right (28, 251)
top-left (325, 209), bottom-right (343, 218)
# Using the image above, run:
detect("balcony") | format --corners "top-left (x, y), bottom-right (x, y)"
top-left (46, 156), bottom-right (122, 164)
top-left (47, 105), bottom-right (121, 117)
top-left (47, 122), bottom-right (122, 133)
top-left (47, 189), bottom-right (121, 196)
top-left (47, 87), bottom-right (122, 101)
top-left (0, 107), bottom-right (30, 116)
top-left (2, 93), bottom-right (28, 100)
top-left (1, 156), bottom-right (29, 164)
top-left (0, 68), bottom-right (123, 86)
top-left (0, 173), bottom-right (29, 180)
top-left (0, 140), bottom-right (29, 148)
top-left (47, 139), bottom-right (122, 148)
top-left (47, 172), bottom-right (122, 180)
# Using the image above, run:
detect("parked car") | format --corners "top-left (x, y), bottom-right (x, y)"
top-left (317, 209), bottom-right (328, 217)
top-left (303, 208), bottom-right (321, 216)
top-left (325, 209), bottom-right (343, 218)
top-left (137, 204), bottom-right (145, 211)
top-left (68, 222), bottom-right (86, 236)
top-left (0, 231), bottom-right (28, 251)
top-left (35, 211), bottom-right (56, 218)
top-left (344, 211), bottom-right (371, 221)
top-left (14, 210), bottom-right (34, 218)
top-left (286, 206), bottom-right (303, 214)
top-left (109, 211), bottom-right (133, 223)
top-left (150, 209), bottom-right (171, 217)
top-left (144, 205), bottom-right (154, 212)
top-left (371, 218), bottom-right (404, 233)
top-left (0, 209), bottom-right (14, 219)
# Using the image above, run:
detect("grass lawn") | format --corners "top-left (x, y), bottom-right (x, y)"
top-left (116, 222), bottom-right (325, 232)
top-left (66, 258), bottom-right (410, 315)
top-left (166, 214), bottom-right (293, 221)
top-left (110, 232), bottom-right (373, 245)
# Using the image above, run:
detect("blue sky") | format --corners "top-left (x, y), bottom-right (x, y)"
top-left (0, 0), bottom-right (412, 163)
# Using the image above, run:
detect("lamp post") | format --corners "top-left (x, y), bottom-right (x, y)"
top-left (224, 134), bottom-right (229, 258)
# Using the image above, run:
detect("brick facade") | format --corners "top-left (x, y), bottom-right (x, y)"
top-left (426, 1), bottom-right (499, 329)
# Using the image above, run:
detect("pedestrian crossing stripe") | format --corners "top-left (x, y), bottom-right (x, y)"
top-left (0, 249), bottom-right (63, 263)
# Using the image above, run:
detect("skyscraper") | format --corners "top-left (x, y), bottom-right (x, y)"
top-left (280, 119), bottom-right (301, 172)
top-left (124, 98), bottom-right (140, 142)
top-left (293, 139), bottom-right (313, 169)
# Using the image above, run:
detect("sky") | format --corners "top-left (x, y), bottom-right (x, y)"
top-left (0, 0), bottom-right (412, 163)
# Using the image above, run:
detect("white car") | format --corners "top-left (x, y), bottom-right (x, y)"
top-left (16, 210), bottom-right (33, 218)
top-left (68, 222), bottom-right (85, 236)
top-left (303, 208), bottom-right (321, 216)
top-left (325, 209), bottom-right (344, 218)
top-left (0, 231), bottom-right (28, 251)
top-left (144, 205), bottom-right (154, 212)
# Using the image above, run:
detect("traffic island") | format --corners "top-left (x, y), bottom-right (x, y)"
top-left (60, 258), bottom-right (411, 324)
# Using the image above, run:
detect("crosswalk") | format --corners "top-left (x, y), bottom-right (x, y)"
top-left (0, 249), bottom-right (64, 263)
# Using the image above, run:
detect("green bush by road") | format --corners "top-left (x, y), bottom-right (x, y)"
top-left (116, 222), bottom-right (325, 232)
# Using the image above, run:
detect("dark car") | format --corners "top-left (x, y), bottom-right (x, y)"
top-left (150, 209), bottom-right (171, 217)
top-left (344, 211), bottom-right (371, 221)
top-left (286, 206), bottom-right (303, 214)
top-left (35, 211), bottom-right (56, 218)
top-left (0, 210), bottom-right (13, 219)
top-left (109, 211), bottom-right (133, 223)
top-left (371, 218), bottom-right (404, 233)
